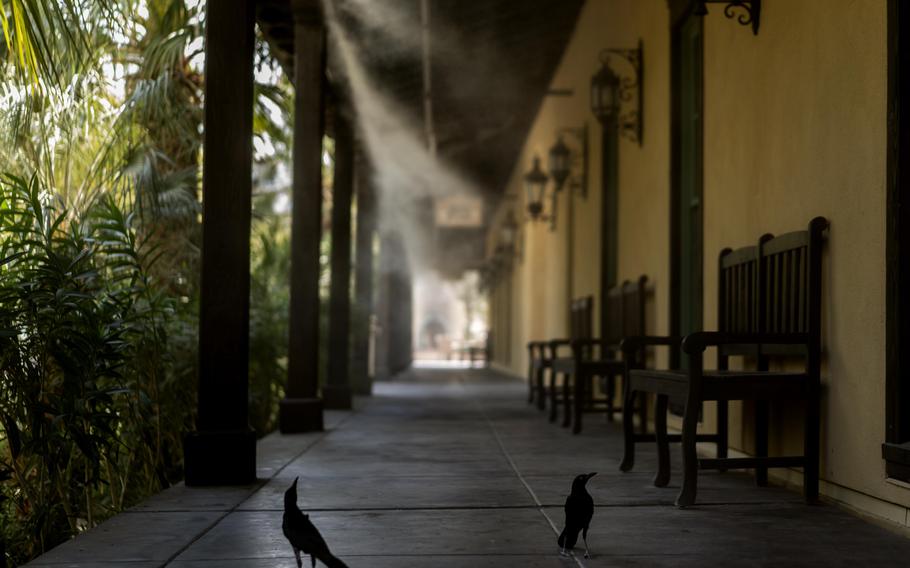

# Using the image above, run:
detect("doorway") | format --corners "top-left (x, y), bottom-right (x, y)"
top-left (600, 115), bottom-right (619, 334)
top-left (885, 0), bottom-right (910, 482)
top-left (671, 14), bottom-right (704, 364)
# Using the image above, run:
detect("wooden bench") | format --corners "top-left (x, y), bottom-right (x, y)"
top-left (535, 297), bottom-right (595, 424)
top-left (552, 277), bottom-right (650, 434)
top-left (620, 217), bottom-right (828, 507)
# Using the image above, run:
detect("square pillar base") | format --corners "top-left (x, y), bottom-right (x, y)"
top-left (323, 384), bottom-right (353, 410)
top-left (184, 428), bottom-right (257, 486)
top-left (280, 397), bottom-right (324, 433)
top-left (352, 381), bottom-right (373, 396)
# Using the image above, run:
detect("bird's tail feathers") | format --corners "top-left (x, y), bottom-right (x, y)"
top-left (318, 551), bottom-right (349, 568)
top-left (558, 528), bottom-right (580, 549)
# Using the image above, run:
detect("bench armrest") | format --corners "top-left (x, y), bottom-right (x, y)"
top-left (620, 335), bottom-right (681, 355)
top-left (571, 338), bottom-right (620, 349)
top-left (681, 332), bottom-right (809, 354)
top-left (571, 339), bottom-right (620, 357)
top-left (543, 339), bottom-right (571, 357)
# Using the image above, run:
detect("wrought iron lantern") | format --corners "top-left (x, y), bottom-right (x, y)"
top-left (590, 40), bottom-right (644, 145)
top-left (500, 212), bottom-right (517, 249)
top-left (590, 63), bottom-right (622, 126)
top-left (524, 156), bottom-right (549, 221)
top-left (548, 136), bottom-right (572, 191)
top-left (548, 125), bottom-right (589, 197)
top-left (694, 1), bottom-right (762, 35)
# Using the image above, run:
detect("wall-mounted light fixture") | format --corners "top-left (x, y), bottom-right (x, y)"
top-left (548, 124), bottom-right (589, 198)
top-left (492, 211), bottom-right (519, 269)
top-left (694, 0), bottom-right (761, 35)
top-left (524, 156), bottom-right (557, 231)
top-left (500, 211), bottom-right (518, 252)
top-left (591, 39), bottom-right (643, 146)
top-left (478, 262), bottom-right (497, 292)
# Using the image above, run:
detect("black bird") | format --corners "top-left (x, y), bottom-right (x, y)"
top-left (557, 472), bottom-right (596, 558)
top-left (282, 477), bottom-right (349, 568)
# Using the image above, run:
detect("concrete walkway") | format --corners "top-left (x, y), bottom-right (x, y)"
top-left (28, 368), bottom-right (910, 567)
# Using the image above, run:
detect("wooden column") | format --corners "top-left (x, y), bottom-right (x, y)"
top-left (374, 236), bottom-right (391, 380)
top-left (351, 148), bottom-right (376, 395)
top-left (391, 257), bottom-right (414, 374)
top-left (184, 0), bottom-right (256, 485)
top-left (324, 110), bottom-right (354, 409)
top-left (381, 232), bottom-right (414, 376)
top-left (281, 0), bottom-right (326, 432)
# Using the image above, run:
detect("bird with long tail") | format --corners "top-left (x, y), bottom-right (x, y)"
top-left (283, 477), bottom-right (349, 568)
top-left (558, 472), bottom-right (596, 558)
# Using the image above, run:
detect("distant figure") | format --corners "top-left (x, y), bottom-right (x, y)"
top-left (557, 472), bottom-right (596, 558)
top-left (283, 477), bottom-right (349, 568)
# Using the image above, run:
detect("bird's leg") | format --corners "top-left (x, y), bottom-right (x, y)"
top-left (293, 547), bottom-right (302, 568)
top-left (583, 528), bottom-right (591, 558)
top-left (310, 554), bottom-right (316, 568)
top-left (559, 545), bottom-right (568, 557)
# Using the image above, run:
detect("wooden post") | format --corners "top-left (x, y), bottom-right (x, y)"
top-left (381, 232), bottom-right (414, 375)
top-left (184, 0), bottom-right (257, 485)
top-left (281, 0), bottom-right (326, 432)
top-left (324, 110), bottom-right (354, 409)
top-left (374, 235), bottom-right (391, 380)
top-left (351, 147), bottom-right (376, 395)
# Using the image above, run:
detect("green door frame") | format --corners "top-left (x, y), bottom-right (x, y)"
top-left (884, 0), bottom-right (910, 482)
top-left (670, 11), bottom-right (704, 368)
top-left (600, 117), bottom-right (620, 334)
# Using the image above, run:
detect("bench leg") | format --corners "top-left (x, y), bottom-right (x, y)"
top-left (536, 367), bottom-right (546, 411)
top-left (716, 400), bottom-right (729, 473)
top-left (562, 373), bottom-right (572, 428)
top-left (654, 394), bottom-right (671, 487)
top-left (676, 400), bottom-right (700, 508)
top-left (605, 373), bottom-right (616, 422)
top-left (804, 391), bottom-right (820, 503)
top-left (638, 392), bottom-right (649, 435)
top-left (573, 371), bottom-right (586, 434)
top-left (548, 369), bottom-right (559, 423)
top-left (755, 400), bottom-right (769, 486)
top-left (619, 379), bottom-right (636, 472)
top-left (528, 366), bottom-right (535, 404)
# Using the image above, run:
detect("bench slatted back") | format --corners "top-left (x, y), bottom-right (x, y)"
top-left (569, 296), bottom-right (594, 359)
top-left (604, 286), bottom-right (624, 344)
top-left (622, 276), bottom-right (647, 339)
top-left (715, 217), bottom-right (827, 359)
top-left (570, 296), bottom-right (594, 340)
top-left (717, 244), bottom-right (761, 357)
top-left (568, 276), bottom-right (647, 360)
top-left (759, 217), bottom-right (827, 356)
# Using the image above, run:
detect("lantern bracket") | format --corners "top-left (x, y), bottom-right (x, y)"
top-left (526, 191), bottom-right (558, 232)
top-left (527, 191), bottom-right (559, 232)
top-left (523, 156), bottom-right (558, 232)
top-left (553, 123), bottom-right (589, 199)
top-left (496, 210), bottom-right (520, 263)
top-left (599, 39), bottom-right (644, 146)
top-left (697, 1), bottom-right (762, 35)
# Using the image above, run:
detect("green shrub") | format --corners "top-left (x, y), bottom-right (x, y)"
top-left (0, 174), bottom-right (193, 564)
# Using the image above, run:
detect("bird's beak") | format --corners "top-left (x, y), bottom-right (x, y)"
top-left (587, 472), bottom-right (598, 480)
top-left (292, 476), bottom-right (299, 488)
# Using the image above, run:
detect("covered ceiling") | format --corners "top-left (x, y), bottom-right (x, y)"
top-left (257, 0), bottom-right (585, 203)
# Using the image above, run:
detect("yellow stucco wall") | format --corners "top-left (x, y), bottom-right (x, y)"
top-left (702, 0), bottom-right (894, 507)
top-left (489, 0), bottom-right (673, 376)
top-left (486, 0), bottom-right (907, 518)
